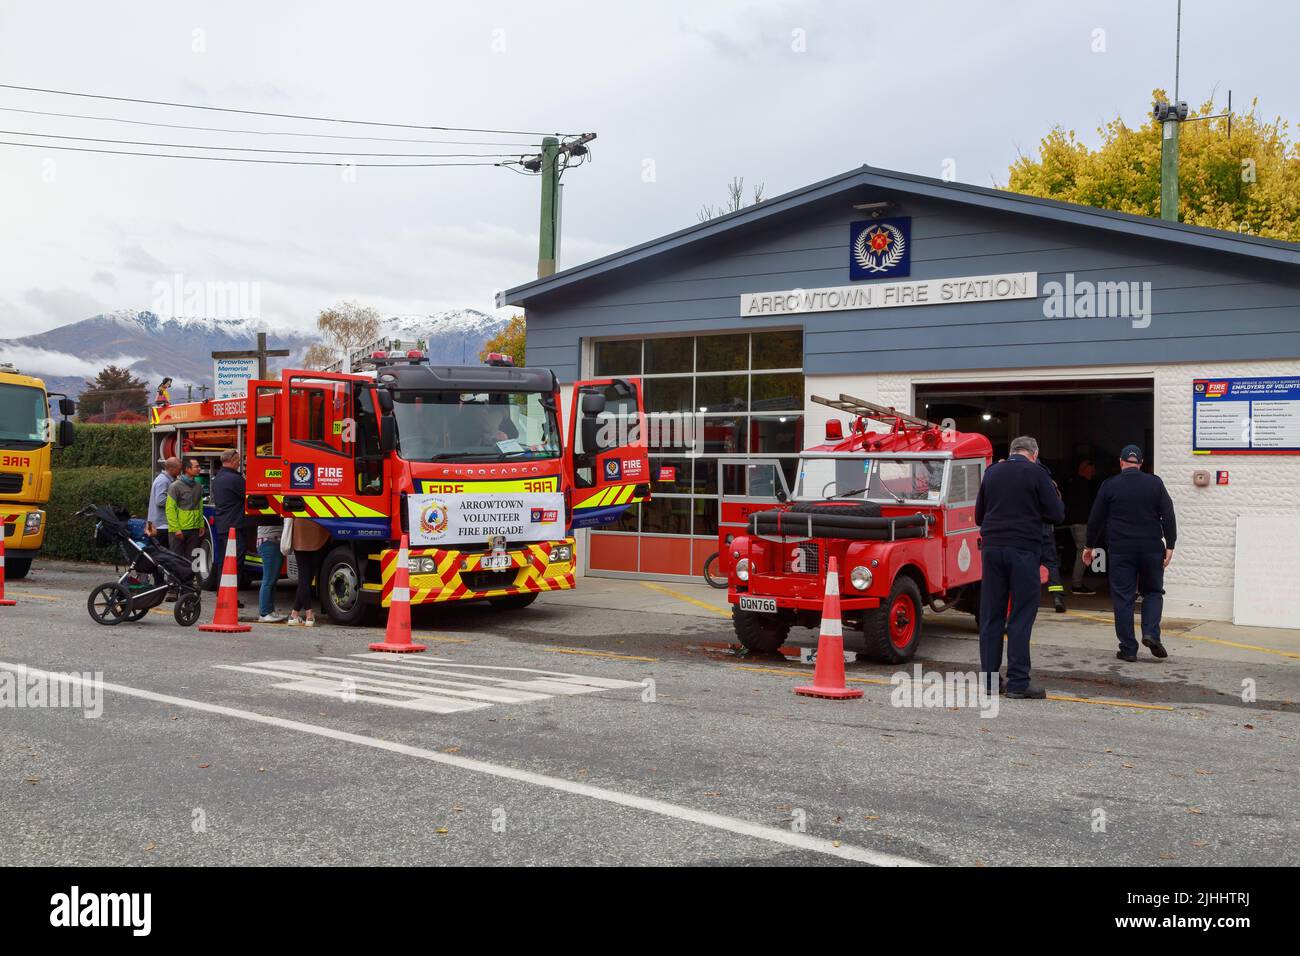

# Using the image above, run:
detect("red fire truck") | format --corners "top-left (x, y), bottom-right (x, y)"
top-left (149, 352), bottom-right (649, 623)
top-left (721, 394), bottom-right (992, 662)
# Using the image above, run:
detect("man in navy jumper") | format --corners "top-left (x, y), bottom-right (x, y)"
top-left (974, 436), bottom-right (1065, 699)
top-left (1084, 445), bottom-right (1177, 662)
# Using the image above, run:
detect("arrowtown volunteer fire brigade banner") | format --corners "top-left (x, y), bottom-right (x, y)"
top-left (407, 492), bottom-right (566, 546)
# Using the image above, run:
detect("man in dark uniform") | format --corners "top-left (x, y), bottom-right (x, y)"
top-left (975, 436), bottom-right (1065, 699)
top-left (1084, 444), bottom-right (1177, 662)
top-left (211, 448), bottom-right (252, 596)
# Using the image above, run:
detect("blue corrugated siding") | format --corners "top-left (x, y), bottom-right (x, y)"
top-left (522, 196), bottom-right (1300, 381)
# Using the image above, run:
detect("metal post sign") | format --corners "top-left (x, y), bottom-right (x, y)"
top-left (212, 357), bottom-right (259, 400)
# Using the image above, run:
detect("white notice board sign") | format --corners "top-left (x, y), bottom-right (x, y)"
top-left (407, 492), bottom-right (565, 547)
top-left (1233, 514), bottom-right (1300, 629)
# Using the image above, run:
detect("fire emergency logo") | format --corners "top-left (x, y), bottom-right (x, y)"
top-left (849, 217), bottom-right (911, 280)
top-left (603, 458), bottom-right (622, 481)
top-left (289, 463), bottom-right (314, 489)
top-left (419, 499), bottom-right (450, 538)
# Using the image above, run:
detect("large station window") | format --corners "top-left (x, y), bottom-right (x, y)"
top-left (590, 329), bottom-right (803, 576)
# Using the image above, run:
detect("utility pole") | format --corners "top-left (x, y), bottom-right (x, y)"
top-left (1155, 0), bottom-right (1186, 222)
top-left (525, 133), bottom-right (596, 278)
top-left (1151, 1), bottom-right (1233, 224)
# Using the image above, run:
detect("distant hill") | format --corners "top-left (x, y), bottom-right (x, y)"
top-left (0, 308), bottom-right (511, 400)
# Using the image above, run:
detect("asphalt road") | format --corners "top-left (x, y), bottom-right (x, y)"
top-left (1, 561), bottom-right (1297, 866)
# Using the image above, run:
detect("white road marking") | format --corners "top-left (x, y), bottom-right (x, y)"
top-left (0, 659), bottom-right (926, 867)
top-left (215, 652), bottom-right (646, 713)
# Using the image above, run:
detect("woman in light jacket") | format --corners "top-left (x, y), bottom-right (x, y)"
top-left (287, 517), bottom-right (331, 627)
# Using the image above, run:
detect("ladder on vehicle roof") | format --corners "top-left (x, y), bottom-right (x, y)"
top-left (811, 393), bottom-right (937, 431)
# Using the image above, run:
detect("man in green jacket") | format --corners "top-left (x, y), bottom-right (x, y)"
top-left (166, 457), bottom-right (207, 570)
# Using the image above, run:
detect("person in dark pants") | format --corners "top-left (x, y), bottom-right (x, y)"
top-left (1064, 459), bottom-right (1099, 594)
top-left (210, 448), bottom-right (250, 594)
top-left (975, 436), bottom-right (1065, 699)
top-left (1038, 461), bottom-right (1066, 613)
top-left (287, 517), bottom-right (331, 627)
top-left (1085, 444), bottom-right (1177, 662)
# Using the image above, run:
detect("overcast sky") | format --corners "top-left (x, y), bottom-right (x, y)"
top-left (1, 0), bottom-right (1296, 338)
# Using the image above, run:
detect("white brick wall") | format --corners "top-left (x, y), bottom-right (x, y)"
top-left (806, 359), bottom-right (1300, 622)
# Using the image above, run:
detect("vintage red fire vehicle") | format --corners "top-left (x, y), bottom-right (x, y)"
top-left (722, 394), bottom-right (992, 662)
top-left (149, 352), bottom-right (650, 623)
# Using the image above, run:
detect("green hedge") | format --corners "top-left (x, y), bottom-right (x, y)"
top-left (53, 423), bottom-right (152, 469)
top-left (42, 466), bottom-right (153, 562)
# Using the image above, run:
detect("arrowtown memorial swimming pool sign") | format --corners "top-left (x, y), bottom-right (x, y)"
top-left (742, 215), bottom-right (1038, 317)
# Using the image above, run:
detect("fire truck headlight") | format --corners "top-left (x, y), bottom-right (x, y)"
top-left (409, 556), bottom-right (435, 574)
top-left (850, 565), bottom-right (873, 590)
top-left (23, 512), bottom-right (43, 535)
top-left (548, 544), bottom-right (572, 563)
top-left (735, 558), bottom-right (751, 582)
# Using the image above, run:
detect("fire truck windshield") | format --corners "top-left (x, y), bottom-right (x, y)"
top-left (0, 383), bottom-right (48, 449)
top-left (391, 389), bottom-right (561, 463)
top-left (795, 456), bottom-right (947, 503)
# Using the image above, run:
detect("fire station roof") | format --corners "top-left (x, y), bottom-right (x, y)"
top-left (498, 164), bottom-right (1300, 308)
top-left (375, 362), bottom-right (557, 393)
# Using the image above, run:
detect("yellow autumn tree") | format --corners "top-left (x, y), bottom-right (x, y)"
top-left (480, 313), bottom-right (526, 365)
top-left (1007, 91), bottom-right (1300, 241)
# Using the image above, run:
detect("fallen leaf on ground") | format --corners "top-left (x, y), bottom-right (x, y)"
top-left (832, 840), bottom-right (841, 848)
top-left (435, 827), bottom-right (448, 835)
top-left (703, 791), bottom-right (721, 796)
top-left (442, 746), bottom-right (460, 754)
top-left (198, 764), bottom-right (210, 769)
top-left (23, 777), bottom-right (39, 784)
top-left (1243, 724), bottom-right (1255, 730)
top-left (863, 815), bottom-right (879, 820)
top-left (143, 842), bottom-right (157, 852)
top-left (1186, 807), bottom-right (1203, 814)
top-left (1158, 852), bottom-right (1177, 860)
top-left (1121, 763), bottom-right (1134, 769)
top-left (1191, 840), bottom-right (1210, 848)
top-left (1194, 768), bottom-right (1213, 776)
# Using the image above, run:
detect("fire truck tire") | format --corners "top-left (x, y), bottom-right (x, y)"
top-left (862, 576), bottom-right (924, 663)
top-left (5, 557), bottom-right (30, 580)
top-left (490, 593), bottom-right (539, 611)
top-left (320, 546), bottom-right (367, 625)
top-left (732, 607), bottom-right (790, 653)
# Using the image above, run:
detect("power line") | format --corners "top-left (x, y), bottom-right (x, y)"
top-left (0, 105), bottom-right (544, 148)
top-left (0, 128), bottom-right (533, 158)
top-left (0, 82), bottom-right (578, 137)
top-left (0, 139), bottom-right (520, 168)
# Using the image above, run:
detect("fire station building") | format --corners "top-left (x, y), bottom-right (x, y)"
top-left (499, 165), bottom-right (1300, 625)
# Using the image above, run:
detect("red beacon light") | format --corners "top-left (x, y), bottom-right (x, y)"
top-left (824, 419), bottom-right (844, 441)
top-left (485, 352), bottom-right (515, 367)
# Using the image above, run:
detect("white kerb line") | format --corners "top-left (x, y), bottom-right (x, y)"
top-left (0, 660), bottom-right (926, 867)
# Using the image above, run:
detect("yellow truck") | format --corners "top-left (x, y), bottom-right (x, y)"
top-left (0, 362), bottom-right (75, 579)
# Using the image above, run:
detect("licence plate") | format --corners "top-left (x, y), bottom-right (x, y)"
top-left (738, 596), bottom-right (777, 613)
top-left (481, 554), bottom-right (512, 571)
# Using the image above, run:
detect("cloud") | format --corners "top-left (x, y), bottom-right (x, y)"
top-left (21, 287), bottom-right (107, 324)
top-left (0, 344), bottom-right (143, 378)
top-left (91, 270), bottom-right (118, 289)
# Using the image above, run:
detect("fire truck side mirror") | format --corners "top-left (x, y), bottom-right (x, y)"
top-left (59, 397), bottom-right (77, 417)
top-left (379, 415), bottom-right (396, 454)
top-left (57, 420), bottom-right (75, 448)
top-left (375, 389), bottom-right (394, 414)
top-left (581, 392), bottom-right (607, 416)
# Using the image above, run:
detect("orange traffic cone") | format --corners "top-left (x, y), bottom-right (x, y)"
top-left (198, 529), bottom-right (250, 633)
top-left (0, 520), bottom-right (16, 606)
top-left (369, 534), bottom-right (426, 653)
top-left (795, 556), bottom-right (862, 700)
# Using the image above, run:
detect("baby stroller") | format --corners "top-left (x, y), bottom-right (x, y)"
top-left (78, 504), bottom-right (203, 626)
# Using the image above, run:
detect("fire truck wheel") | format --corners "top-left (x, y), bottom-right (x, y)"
top-left (862, 576), bottom-right (924, 663)
top-left (5, 557), bottom-right (30, 580)
top-left (732, 607), bottom-right (790, 653)
top-left (320, 546), bottom-right (367, 625)
top-left (490, 593), bottom-right (539, 611)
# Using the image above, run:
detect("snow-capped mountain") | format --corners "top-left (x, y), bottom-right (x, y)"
top-left (0, 308), bottom-right (512, 400)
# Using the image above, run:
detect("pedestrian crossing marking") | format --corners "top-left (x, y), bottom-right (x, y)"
top-left (214, 652), bottom-right (644, 714)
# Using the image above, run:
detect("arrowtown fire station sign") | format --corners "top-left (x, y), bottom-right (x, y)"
top-left (741, 271), bottom-right (1037, 317)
